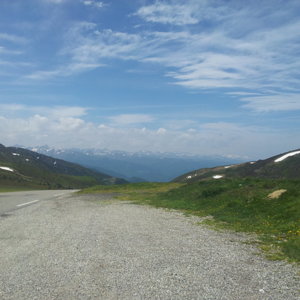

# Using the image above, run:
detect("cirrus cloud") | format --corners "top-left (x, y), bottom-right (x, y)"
top-left (135, 2), bottom-right (199, 25)
top-left (241, 94), bottom-right (300, 112)
top-left (82, 0), bottom-right (105, 9)
top-left (21, 0), bottom-right (300, 113)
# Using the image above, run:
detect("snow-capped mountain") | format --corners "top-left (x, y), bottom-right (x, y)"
top-left (27, 146), bottom-right (244, 182)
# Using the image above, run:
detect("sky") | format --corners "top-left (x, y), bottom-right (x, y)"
top-left (0, 0), bottom-right (300, 159)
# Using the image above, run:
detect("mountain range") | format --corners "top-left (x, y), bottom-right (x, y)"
top-left (1, 143), bottom-right (299, 189)
top-left (26, 146), bottom-right (244, 182)
top-left (0, 144), bottom-right (126, 189)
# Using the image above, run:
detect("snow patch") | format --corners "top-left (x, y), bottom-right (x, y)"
top-left (12, 153), bottom-right (20, 156)
top-left (213, 175), bottom-right (223, 179)
top-left (54, 161), bottom-right (57, 165)
top-left (224, 166), bottom-right (231, 169)
top-left (274, 151), bottom-right (300, 163)
top-left (0, 166), bottom-right (14, 172)
top-left (186, 175), bottom-right (192, 179)
top-left (250, 162), bottom-right (255, 164)
top-left (25, 158), bottom-right (30, 162)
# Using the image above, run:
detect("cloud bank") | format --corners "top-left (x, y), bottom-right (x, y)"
top-left (0, 104), bottom-right (298, 159)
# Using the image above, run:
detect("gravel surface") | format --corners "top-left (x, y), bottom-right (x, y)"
top-left (0, 192), bottom-right (299, 299)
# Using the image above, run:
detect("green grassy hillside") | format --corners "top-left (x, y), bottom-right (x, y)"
top-left (174, 149), bottom-right (300, 183)
top-left (0, 144), bottom-right (127, 190)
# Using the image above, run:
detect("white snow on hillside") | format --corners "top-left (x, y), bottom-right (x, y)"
top-left (213, 175), bottom-right (223, 179)
top-left (12, 153), bottom-right (20, 156)
top-left (274, 150), bottom-right (300, 163)
top-left (0, 166), bottom-right (14, 172)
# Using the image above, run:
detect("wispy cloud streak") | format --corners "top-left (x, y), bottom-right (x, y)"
top-left (9, 0), bottom-right (300, 112)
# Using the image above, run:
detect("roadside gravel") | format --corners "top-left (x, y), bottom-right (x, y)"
top-left (0, 193), bottom-right (299, 299)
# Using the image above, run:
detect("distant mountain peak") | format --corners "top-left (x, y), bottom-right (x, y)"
top-left (23, 145), bottom-right (244, 182)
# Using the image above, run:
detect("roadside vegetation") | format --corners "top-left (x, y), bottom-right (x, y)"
top-left (80, 182), bottom-right (182, 198)
top-left (81, 178), bottom-right (300, 263)
top-left (0, 186), bottom-right (44, 193)
top-left (0, 171), bottom-right (103, 190)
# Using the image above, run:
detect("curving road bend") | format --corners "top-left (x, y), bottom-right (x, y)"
top-left (0, 191), bottom-right (299, 299)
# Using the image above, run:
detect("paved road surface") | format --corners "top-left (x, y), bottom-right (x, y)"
top-left (0, 192), bottom-right (299, 299)
top-left (0, 190), bottom-right (77, 215)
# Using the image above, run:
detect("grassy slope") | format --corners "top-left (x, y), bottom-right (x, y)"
top-left (174, 152), bottom-right (300, 183)
top-left (81, 179), bottom-right (300, 262)
top-left (0, 168), bottom-right (101, 190)
top-left (81, 182), bottom-right (182, 197)
top-left (0, 144), bottom-right (126, 189)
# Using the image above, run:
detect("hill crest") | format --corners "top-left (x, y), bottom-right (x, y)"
top-left (174, 149), bottom-right (300, 183)
top-left (0, 144), bottom-right (126, 189)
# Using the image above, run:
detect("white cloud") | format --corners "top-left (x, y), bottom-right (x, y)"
top-left (67, 27), bottom-right (143, 62)
top-left (227, 92), bottom-right (262, 96)
top-left (0, 33), bottom-right (28, 44)
top-left (0, 104), bottom-right (26, 111)
top-left (59, 5), bottom-right (300, 111)
top-left (108, 114), bottom-right (154, 125)
top-left (53, 117), bottom-right (85, 131)
top-left (0, 46), bottom-right (22, 55)
top-left (15, 1), bottom-right (300, 113)
top-left (25, 62), bottom-right (104, 80)
top-left (25, 69), bottom-right (65, 80)
top-left (25, 24), bottom-right (140, 80)
top-left (42, 0), bottom-right (66, 3)
top-left (241, 94), bottom-right (300, 112)
top-left (135, 2), bottom-right (199, 25)
top-left (157, 128), bottom-right (167, 134)
top-left (0, 106), bottom-right (299, 158)
top-left (0, 104), bottom-right (89, 118)
top-left (82, 0), bottom-right (105, 8)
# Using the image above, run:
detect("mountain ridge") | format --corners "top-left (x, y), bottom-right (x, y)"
top-left (26, 146), bottom-right (244, 182)
top-left (0, 144), bottom-right (126, 189)
top-left (173, 149), bottom-right (300, 183)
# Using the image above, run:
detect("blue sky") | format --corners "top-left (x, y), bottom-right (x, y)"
top-left (0, 0), bottom-right (300, 159)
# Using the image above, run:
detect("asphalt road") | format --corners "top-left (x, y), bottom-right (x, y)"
top-left (0, 190), bottom-right (77, 215)
top-left (0, 192), bottom-right (299, 299)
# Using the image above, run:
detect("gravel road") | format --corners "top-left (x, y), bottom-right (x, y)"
top-left (0, 192), bottom-right (299, 299)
